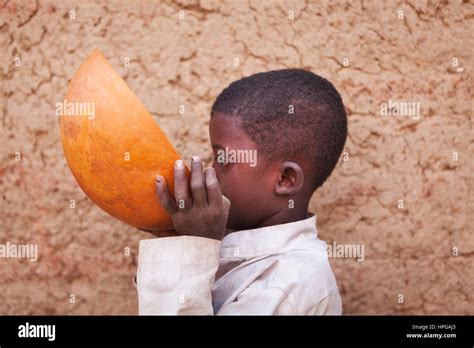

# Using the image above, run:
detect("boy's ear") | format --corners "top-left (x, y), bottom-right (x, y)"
top-left (275, 161), bottom-right (304, 195)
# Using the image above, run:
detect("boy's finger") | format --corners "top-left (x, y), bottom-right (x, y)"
top-left (222, 194), bottom-right (231, 215)
top-left (204, 167), bottom-right (223, 207)
top-left (156, 175), bottom-right (177, 214)
top-left (190, 156), bottom-right (207, 207)
top-left (173, 160), bottom-right (191, 210)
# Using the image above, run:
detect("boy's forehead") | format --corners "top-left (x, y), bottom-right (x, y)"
top-left (210, 117), bottom-right (259, 152)
top-left (210, 116), bottom-right (244, 139)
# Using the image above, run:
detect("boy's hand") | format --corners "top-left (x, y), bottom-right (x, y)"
top-left (155, 156), bottom-right (230, 241)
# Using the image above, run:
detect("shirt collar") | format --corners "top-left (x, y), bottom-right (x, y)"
top-left (220, 213), bottom-right (318, 259)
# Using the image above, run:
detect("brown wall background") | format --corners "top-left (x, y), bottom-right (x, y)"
top-left (1, 0), bottom-right (472, 314)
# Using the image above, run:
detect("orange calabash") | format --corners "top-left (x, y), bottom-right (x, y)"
top-left (60, 49), bottom-right (182, 230)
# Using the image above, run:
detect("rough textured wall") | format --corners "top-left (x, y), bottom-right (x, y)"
top-left (0, 0), bottom-right (472, 314)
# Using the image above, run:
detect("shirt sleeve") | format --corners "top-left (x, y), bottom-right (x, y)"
top-left (304, 286), bottom-right (343, 315)
top-left (217, 287), bottom-right (293, 315)
top-left (136, 236), bottom-right (221, 315)
top-left (216, 286), bottom-right (342, 315)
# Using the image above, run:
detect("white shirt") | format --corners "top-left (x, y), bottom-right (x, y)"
top-left (137, 214), bottom-right (342, 315)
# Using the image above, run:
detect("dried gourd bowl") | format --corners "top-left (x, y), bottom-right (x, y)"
top-left (60, 49), bottom-right (186, 232)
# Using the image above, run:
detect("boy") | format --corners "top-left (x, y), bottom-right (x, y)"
top-left (137, 69), bottom-right (347, 315)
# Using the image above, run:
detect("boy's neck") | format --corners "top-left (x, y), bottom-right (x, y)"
top-left (254, 201), bottom-right (310, 229)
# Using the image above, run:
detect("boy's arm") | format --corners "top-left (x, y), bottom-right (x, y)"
top-left (137, 156), bottom-right (229, 315)
top-left (137, 236), bottom-right (220, 315)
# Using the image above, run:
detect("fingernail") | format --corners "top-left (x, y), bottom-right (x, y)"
top-left (192, 155), bottom-right (200, 162)
top-left (175, 160), bottom-right (184, 169)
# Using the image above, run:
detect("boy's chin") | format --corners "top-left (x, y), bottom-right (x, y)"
top-left (225, 220), bottom-right (239, 231)
top-left (225, 216), bottom-right (242, 231)
top-left (226, 215), bottom-right (254, 232)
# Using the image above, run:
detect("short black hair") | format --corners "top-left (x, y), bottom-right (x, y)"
top-left (211, 69), bottom-right (347, 191)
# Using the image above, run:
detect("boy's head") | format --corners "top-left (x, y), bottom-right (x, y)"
top-left (209, 69), bottom-right (347, 230)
